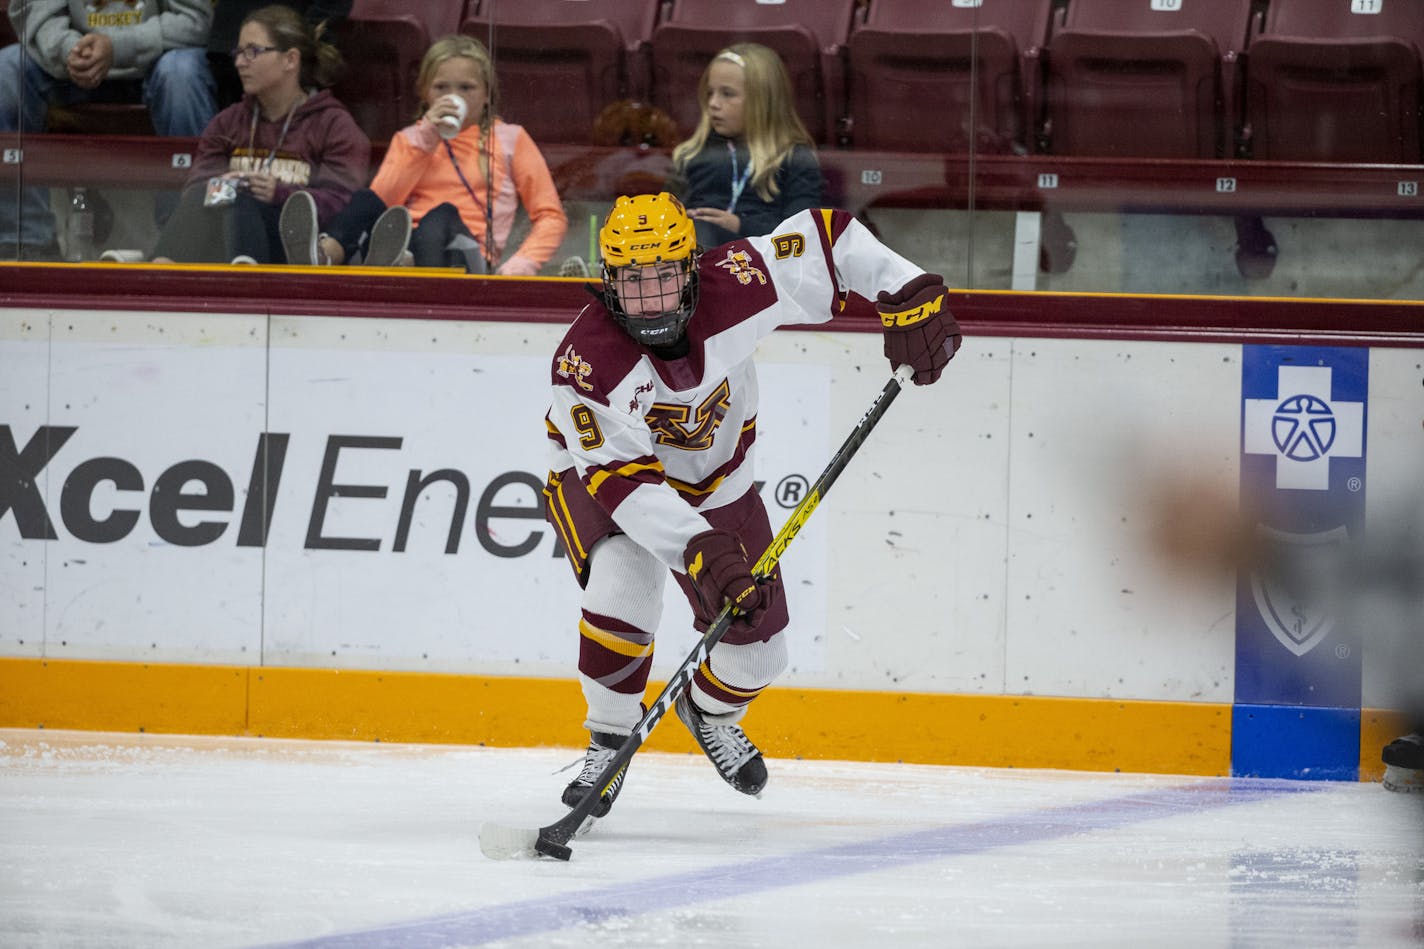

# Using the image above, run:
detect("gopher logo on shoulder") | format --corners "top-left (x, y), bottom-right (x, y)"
top-left (715, 249), bottom-right (767, 286)
top-left (557, 344), bottom-right (594, 392)
top-left (770, 232), bottom-right (805, 259)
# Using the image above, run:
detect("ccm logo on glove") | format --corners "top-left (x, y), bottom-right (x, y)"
top-left (877, 273), bottom-right (962, 386)
top-left (877, 289), bottom-right (946, 328)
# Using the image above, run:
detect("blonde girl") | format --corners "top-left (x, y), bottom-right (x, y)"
top-left (284, 34), bottom-right (567, 273)
top-left (669, 43), bottom-right (823, 246)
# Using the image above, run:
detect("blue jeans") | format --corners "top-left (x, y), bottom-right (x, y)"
top-left (0, 44), bottom-right (216, 249)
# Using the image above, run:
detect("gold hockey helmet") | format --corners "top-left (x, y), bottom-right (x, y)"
top-left (598, 193), bottom-right (701, 347)
top-left (599, 192), bottom-right (696, 267)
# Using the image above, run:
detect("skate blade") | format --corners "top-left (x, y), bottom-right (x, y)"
top-left (478, 822), bottom-right (541, 860)
top-left (1382, 764), bottom-right (1423, 793)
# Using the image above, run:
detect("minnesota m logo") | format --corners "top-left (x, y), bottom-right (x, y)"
top-left (644, 379), bottom-right (731, 450)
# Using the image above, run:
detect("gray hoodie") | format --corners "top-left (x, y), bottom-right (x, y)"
top-left (9, 0), bottom-right (211, 82)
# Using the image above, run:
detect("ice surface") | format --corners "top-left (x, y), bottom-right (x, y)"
top-left (1, 729), bottom-right (1419, 948)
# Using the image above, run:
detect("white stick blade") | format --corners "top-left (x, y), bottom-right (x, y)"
top-left (478, 822), bottom-right (541, 860)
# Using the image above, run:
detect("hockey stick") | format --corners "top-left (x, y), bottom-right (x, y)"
top-left (479, 364), bottom-right (915, 861)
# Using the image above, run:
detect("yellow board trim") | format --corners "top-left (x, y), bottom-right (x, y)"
top-left (0, 658), bottom-right (1398, 780)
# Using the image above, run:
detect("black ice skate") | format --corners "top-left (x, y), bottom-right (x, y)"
top-left (1381, 733), bottom-right (1423, 793)
top-left (562, 731), bottom-right (629, 819)
top-left (675, 693), bottom-right (768, 796)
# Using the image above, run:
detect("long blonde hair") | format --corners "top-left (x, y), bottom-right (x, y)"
top-left (671, 43), bottom-right (815, 202)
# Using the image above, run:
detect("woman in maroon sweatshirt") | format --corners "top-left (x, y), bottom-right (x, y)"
top-left (152, 4), bottom-right (368, 264)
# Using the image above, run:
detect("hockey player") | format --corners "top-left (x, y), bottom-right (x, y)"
top-left (543, 192), bottom-right (960, 820)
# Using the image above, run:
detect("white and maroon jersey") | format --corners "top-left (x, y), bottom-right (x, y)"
top-left (545, 208), bottom-right (924, 571)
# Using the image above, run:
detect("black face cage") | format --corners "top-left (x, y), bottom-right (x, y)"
top-left (601, 254), bottom-right (702, 347)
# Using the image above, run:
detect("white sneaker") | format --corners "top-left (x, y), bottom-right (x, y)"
top-left (230, 254), bottom-right (258, 265)
top-left (279, 190), bottom-right (321, 265)
top-left (365, 205), bottom-right (412, 267)
top-left (99, 249), bottom-right (144, 263)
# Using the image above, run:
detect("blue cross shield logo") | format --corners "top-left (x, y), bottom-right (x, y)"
top-left (1248, 524), bottom-right (1348, 657)
top-left (1243, 366), bottom-right (1363, 491)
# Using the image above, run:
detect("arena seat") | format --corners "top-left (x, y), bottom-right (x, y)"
top-left (1243, 0), bottom-right (1423, 163)
top-left (649, 0), bottom-right (861, 144)
top-left (459, 0), bottom-right (662, 145)
top-left (846, 0), bottom-right (1055, 153)
top-left (329, 0), bottom-right (464, 142)
top-left (1041, 0), bottom-right (1258, 159)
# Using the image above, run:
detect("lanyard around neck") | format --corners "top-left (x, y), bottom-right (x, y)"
top-left (443, 135), bottom-right (486, 209)
top-left (443, 133), bottom-right (497, 268)
top-left (247, 93), bottom-right (303, 173)
top-left (725, 140), bottom-right (752, 213)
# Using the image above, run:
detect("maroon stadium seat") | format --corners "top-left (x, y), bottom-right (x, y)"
top-left (846, 0), bottom-right (1055, 153)
top-left (329, 0), bottom-right (464, 142)
top-left (460, 0), bottom-right (662, 145)
top-left (1244, 0), bottom-right (1423, 162)
top-left (1042, 0), bottom-right (1258, 158)
top-left (649, 0), bottom-right (861, 145)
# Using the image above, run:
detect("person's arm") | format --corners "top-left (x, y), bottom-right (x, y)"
top-left (14, 0), bottom-right (81, 79)
top-left (500, 130), bottom-right (569, 275)
top-left (368, 121), bottom-right (443, 210)
top-left (733, 205), bottom-right (959, 386)
top-left (106, 0), bottom-right (211, 73)
top-left (735, 147), bottom-right (823, 238)
top-left (186, 107), bottom-right (241, 183)
top-left (283, 110), bottom-right (371, 225)
top-left (773, 147), bottom-right (824, 220)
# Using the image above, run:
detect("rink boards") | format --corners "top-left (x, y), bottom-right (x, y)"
top-left (1, 302), bottom-right (1419, 779)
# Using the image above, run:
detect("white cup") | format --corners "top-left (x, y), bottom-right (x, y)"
top-left (436, 94), bottom-right (467, 139)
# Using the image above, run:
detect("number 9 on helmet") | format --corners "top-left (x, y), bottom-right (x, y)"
top-left (599, 193), bottom-right (702, 347)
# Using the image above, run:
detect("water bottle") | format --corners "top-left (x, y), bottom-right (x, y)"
top-left (68, 187), bottom-right (95, 261)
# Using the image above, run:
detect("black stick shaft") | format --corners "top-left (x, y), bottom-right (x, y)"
top-left (537, 367), bottom-right (912, 853)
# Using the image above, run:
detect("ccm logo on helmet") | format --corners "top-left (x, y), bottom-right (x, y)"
top-left (628, 242), bottom-right (662, 251)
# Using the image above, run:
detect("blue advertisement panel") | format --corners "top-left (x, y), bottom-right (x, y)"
top-left (1234, 345), bottom-right (1368, 779)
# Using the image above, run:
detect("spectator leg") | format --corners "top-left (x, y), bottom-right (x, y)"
top-left (152, 185), bottom-right (229, 262)
top-left (229, 191), bottom-right (282, 263)
top-left (145, 48), bottom-right (217, 227)
top-left (0, 45), bottom-right (60, 254)
top-left (409, 202), bottom-right (486, 273)
top-left (143, 48), bottom-right (217, 137)
top-left (324, 188), bottom-right (388, 263)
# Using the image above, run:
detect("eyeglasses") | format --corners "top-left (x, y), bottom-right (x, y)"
top-left (230, 44), bottom-right (279, 63)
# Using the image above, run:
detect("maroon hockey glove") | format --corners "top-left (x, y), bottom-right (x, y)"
top-left (877, 273), bottom-right (962, 385)
top-left (682, 529), bottom-right (766, 630)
